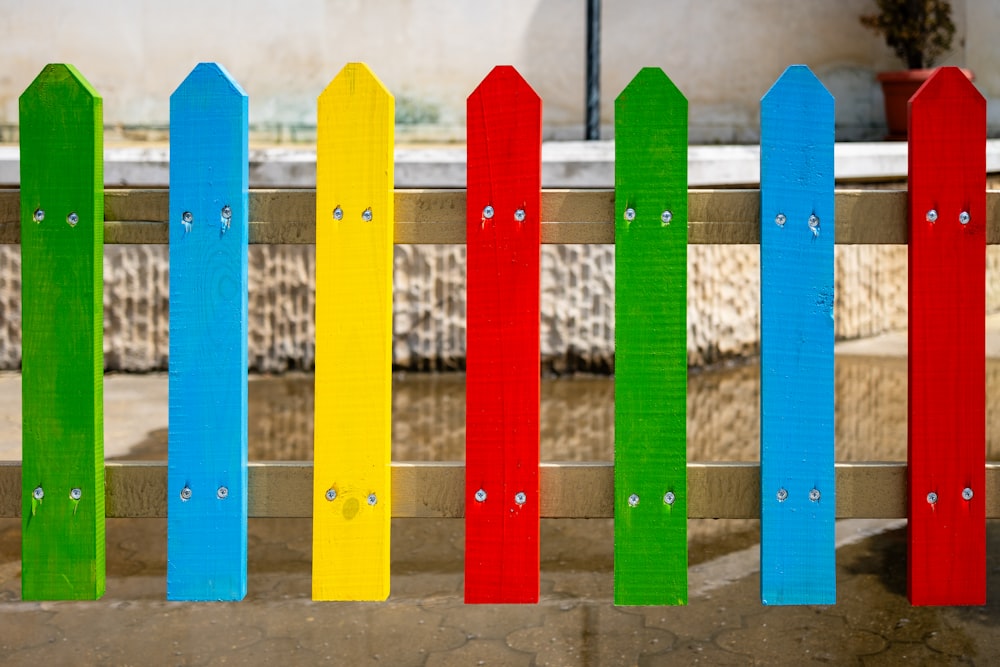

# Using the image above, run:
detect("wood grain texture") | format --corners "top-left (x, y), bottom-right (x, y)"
top-left (312, 63), bottom-right (394, 601)
top-left (759, 65), bottom-right (836, 606)
top-left (464, 66), bottom-right (542, 604)
top-left (18, 64), bottom-right (105, 600)
top-left (613, 68), bottom-right (688, 606)
top-left (907, 67), bottom-right (986, 606)
top-left (167, 63), bottom-right (249, 601)
top-left (4, 460), bottom-right (1000, 519)
top-left (3, 188), bottom-right (998, 245)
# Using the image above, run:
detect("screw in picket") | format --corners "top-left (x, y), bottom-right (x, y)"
top-left (809, 488), bottom-right (821, 502)
top-left (627, 493), bottom-right (639, 507)
top-left (325, 488), bottom-right (337, 501)
top-left (775, 213), bottom-right (786, 227)
top-left (33, 209), bottom-right (44, 223)
top-left (32, 486), bottom-right (44, 500)
top-left (67, 212), bottom-right (79, 227)
top-left (926, 209), bottom-right (938, 223)
top-left (926, 491), bottom-right (938, 505)
top-left (663, 491), bottom-right (676, 505)
top-left (808, 214), bottom-right (820, 236)
top-left (217, 486), bottom-right (228, 500)
top-left (333, 206), bottom-right (343, 221)
top-left (776, 488), bottom-right (788, 502)
top-left (514, 491), bottom-right (527, 505)
top-left (959, 211), bottom-right (970, 225)
top-left (514, 208), bottom-right (526, 222)
top-left (69, 488), bottom-right (82, 501)
top-left (367, 493), bottom-right (378, 506)
top-left (221, 205), bottom-right (232, 229)
top-left (482, 205), bottom-right (495, 219)
top-left (180, 486), bottom-right (192, 501)
top-left (962, 487), bottom-right (974, 501)
top-left (661, 210), bottom-right (673, 226)
top-left (182, 211), bottom-right (194, 232)
top-left (362, 207), bottom-right (373, 222)
top-left (624, 207), bottom-right (636, 222)
top-left (474, 489), bottom-right (487, 503)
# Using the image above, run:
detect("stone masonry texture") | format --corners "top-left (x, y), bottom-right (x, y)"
top-left (2, 242), bottom-right (999, 372)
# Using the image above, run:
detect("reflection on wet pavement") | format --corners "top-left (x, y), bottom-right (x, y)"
top-left (121, 355), bottom-right (1000, 463)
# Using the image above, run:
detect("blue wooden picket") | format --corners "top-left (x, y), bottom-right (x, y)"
top-left (166, 62), bottom-right (250, 601)
top-left (759, 65), bottom-right (836, 605)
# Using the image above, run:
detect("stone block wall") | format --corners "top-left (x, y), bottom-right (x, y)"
top-left (1, 241), bottom-right (995, 372)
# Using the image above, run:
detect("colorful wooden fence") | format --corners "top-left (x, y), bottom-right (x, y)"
top-left (1, 63), bottom-right (994, 607)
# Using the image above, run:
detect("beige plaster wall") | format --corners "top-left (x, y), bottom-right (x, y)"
top-left (0, 0), bottom-right (992, 142)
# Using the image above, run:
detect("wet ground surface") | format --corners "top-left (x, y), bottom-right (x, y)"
top-left (1, 351), bottom-right (999, 665)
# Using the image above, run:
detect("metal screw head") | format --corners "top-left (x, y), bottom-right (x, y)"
top-left (927, 491), bottom-right (938, 505)
top-left (474, 489), bottom-right (487, 503)
top-left (67, 212), bottom-right (79, 227)
top-left (809, 488), bottom-right (821, 502)
top-left (627, 493), bottom-right (639, 507)
top-left (221, 205), bottom-right (232, 220)
top-left (180, 486), bottom-right (192, 501)
top-left (776, 488), bottom-right (788, 502)
top-left (926, 209), bottom-right (938, 223)
top-left (663, 491), bottom-right (676, 505)
top-left (482, 205), bottom-right (495, 219)
top-left (182, 211), bottom-right (193, 224)
top-left (624, 208), bottom-right (636, 222)
top-left (962, 487), bottom-right (974, 501)
top-left (808, 214), bottom-right (820, 233)
top-left (362, 208), bottom-right (373, 222)
top-left (32, 486), bottom-right (44, 500)
top-left (325, 488), bottom-right (337, 502)
top-left (217, 486), bottom-right (228, 500)
top-left (69, 488), bottom-right (82, 501)
top-left (514, 208), bottom-right (526, 222)
top-left (514, 492), bottom-right (527, 505)
top-left (661, 210), bottom-right (673, 225)
top-left (959, 211), bottom-right (970, 225)
top-left (367, 493), bottom-right (378, 506)
top-left (775, 213), bottom-right (786, 227)
top-left (33, 209), bottom-right (44, 223)
top-left (333, 206), bottom-right (343, 221)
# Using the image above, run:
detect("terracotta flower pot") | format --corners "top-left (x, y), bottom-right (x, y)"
top-left (877, 67), bottom-right (974, 140)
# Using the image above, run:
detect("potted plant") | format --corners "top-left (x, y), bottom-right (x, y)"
top-left (860, 0), bottom-right (969, 139)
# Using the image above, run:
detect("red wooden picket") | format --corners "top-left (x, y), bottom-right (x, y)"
top-left (464, 66), bottom-right (542, 603)
top-left (907, 67), bottom-right (986, 606)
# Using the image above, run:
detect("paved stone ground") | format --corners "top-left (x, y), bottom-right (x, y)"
top-left (0, 515), bottom-right (998, 666)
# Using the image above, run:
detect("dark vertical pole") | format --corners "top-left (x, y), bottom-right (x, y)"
top-left (585, 0), bottom-right (601, 140)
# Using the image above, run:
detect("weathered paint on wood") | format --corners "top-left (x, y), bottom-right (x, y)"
top-left (18, 64), bottom-right (105, 600)
top-left (907, 66), bottom-right (986, 606)
top-left (613, 67), bottom-right (688, 606)
top-left (167, 63), bottom-right (249, 601)
top-left (465, 66), bottom-right (542, 603)
top-left (312, 63), bottom-right (394, 601)
top-left (759, 65), bottom-right (836, 605)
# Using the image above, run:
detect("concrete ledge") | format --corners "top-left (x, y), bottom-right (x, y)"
top-left (2, 140), bottom-right (999, 189)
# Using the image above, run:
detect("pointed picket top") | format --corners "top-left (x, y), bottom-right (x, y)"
top-left (613, 67), bottom-right (688, 606)
top-left (759, 64), bottom-right (836, 606)
top-left (907, 64), bottom-right (986, 606)
top-left (173, 61), bottom-right (247, 99)
top-left (469, 65), bottom-right (541, 108)
top-left (910, 66), bottom-right (985, 116)
top-left (19, 63), bottom-right (104, 600)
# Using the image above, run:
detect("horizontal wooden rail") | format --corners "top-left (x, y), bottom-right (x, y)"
top-left (1, 461), bottom-right (998, 519)
top-left (2, 189), bottom-right (1000, 245)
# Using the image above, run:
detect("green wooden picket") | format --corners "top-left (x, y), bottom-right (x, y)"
top-left (18, 64), bottom-right (105, 600)
top-left (613, 67), bottom-right (688, 605)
